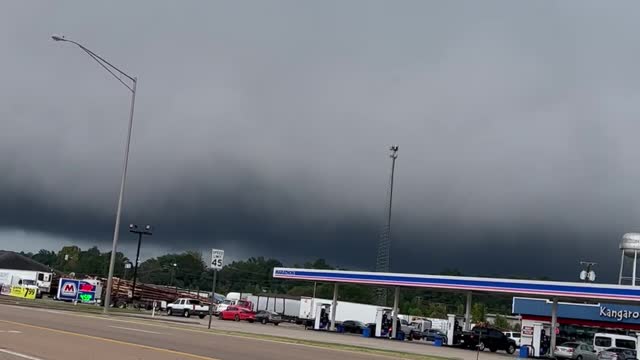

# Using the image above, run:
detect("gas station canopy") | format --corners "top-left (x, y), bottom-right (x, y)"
top-left (273, 268), bottom-right (640, 303)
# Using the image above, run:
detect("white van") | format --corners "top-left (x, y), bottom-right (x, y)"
top-left (504, 331), bottom-right (521, 347)
top-left (593, 333), bottom-right (637, 353)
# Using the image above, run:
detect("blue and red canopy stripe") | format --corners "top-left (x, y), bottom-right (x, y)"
top-left (273, 268), bottom-right (640, 303)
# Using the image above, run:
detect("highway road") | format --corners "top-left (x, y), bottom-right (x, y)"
top-left (0, 305), bottom-right (399, 360)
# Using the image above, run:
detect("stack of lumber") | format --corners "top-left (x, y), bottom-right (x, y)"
top-left (108, 277), bottom-right (212, 304)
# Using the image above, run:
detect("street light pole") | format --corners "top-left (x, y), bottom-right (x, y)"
top-left (169, 263), bottom-right (178, 289)
top-left (131, 232), bottom-right (142, 296)
top-left (52, 34), bottom-right (138, 314)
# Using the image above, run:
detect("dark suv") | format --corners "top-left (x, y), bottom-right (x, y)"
top-left (461, 326), bottom-right (517, 354)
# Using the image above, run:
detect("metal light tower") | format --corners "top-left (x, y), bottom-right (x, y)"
top-left (376, 145), bottom-right (398, 305)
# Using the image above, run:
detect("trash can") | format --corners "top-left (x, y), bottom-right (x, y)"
top-left (396, 331), bottom-right (405, 341)
top-left (434, 339), bottom-right (443, 347)
top-left (362, 328), bottom-right (371, 337)
top-left (336, 325), bottom-right (344, 333)
top-left (519, 346), bottom-right (529, 358)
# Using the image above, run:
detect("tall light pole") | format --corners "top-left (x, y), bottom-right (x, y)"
top-left (169, 262), bottom-right (178, 289)
top-left (52, 34), bottom-right (138, 313)
top-left (128, 224), bottom-right (152, 301)
top-left (375, 145), bottom-right (399, 306)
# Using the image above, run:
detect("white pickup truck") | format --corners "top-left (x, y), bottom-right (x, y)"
top-left (167, 298), bottom-right (209, 319)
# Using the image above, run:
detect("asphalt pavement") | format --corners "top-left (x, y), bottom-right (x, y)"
top-left (0, 305), bottom-right (408, 360)
top-left (141, 312), bottom-right (515, 360)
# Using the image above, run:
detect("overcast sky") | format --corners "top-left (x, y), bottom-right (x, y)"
top-left (3, 1), bottom-right (640, 281)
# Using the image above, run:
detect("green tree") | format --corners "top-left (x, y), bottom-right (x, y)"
top-left (471, 303), bottom-right (487, 323)
top-left (408, 307), bottom-right (424, 316)
top-left (493, 314), bottom-right (509, 330)
top-left (31, 250), bottom-right (57, 266)
top-left (55, 246), bottom-right (81, 272)
top-left (138, 251), bottom-right (208, 289)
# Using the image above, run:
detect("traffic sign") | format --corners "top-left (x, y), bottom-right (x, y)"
top-left (208, 249), bottom-right (224, 329)
top-left (211, 249), bottom-right (224, 270)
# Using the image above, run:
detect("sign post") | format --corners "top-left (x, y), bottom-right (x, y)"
top-left (208, 249), bottom-right (224, 329)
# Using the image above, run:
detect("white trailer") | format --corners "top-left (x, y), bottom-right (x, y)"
top-left (425, 318), bottom-right (449, 332)
top-left (0, 269), bottom-right (52, 296)
top-left (247, 295), bottom-right (300, 318)
top-left (299, 297), bottom-right (381, 324)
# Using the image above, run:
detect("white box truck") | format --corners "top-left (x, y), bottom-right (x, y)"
top-left (298, 297), bottom-right (380, 324)
top-left (0, 269), bottom-right (52, 297)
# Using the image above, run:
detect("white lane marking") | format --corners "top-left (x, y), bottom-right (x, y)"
top-left (109, 325), bottom-right (164, 335)
top-left (0, 330), bottom-right (22, 333)
top-left (0, 349), bottom-right (44, 360)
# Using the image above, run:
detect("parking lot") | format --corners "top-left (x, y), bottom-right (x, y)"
top-left (0, 298), bottom-right (518, 360)
top-left (150, 311), bottom-right (518, 360)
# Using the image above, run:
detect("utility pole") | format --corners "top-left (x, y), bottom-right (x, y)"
top-left (376, 145), bottom-right (399, 305)
top-left (128, 224), bottom-right (152, 302)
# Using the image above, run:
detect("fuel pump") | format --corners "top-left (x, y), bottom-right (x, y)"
top-left (446, 314), bottom-right (456, 346)
top-left (374, 308), bottom-right (393, 337)
top-left (446, 314), bottom-right (464, 346)
top-left (530, 323), bottom-right (550, 357)
top-left (314, 304), bottom-right (331, 330)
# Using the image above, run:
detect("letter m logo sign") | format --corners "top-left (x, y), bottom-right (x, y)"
top-left (60, 281), bottom-right (77, 297)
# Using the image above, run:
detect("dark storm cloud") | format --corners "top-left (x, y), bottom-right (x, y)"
top-left (3, 1), bottom-right (640, 281)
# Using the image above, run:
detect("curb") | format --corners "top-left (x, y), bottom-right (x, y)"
top-left (109, 312), bottom-right (202, 325)
top-left (0, 297), bottom-right (199, 324)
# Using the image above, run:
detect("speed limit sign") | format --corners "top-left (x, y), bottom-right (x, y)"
top-left (211, 249), bottom-right (224, 270)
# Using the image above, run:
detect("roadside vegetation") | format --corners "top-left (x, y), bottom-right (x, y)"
top-left (22, 246), bottom-right (539, 326)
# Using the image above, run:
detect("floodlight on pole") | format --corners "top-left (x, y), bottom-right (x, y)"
top-left (128, 223), bottom-right (153, 301)
top-left (579, 261), bottom-right (597, 283)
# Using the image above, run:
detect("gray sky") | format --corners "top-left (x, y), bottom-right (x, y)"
top-left (2, 1), bottom-right (640, 281)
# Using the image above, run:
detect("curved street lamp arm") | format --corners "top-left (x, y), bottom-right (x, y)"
top-left (78, 45), bottom-right (134, 92)
top-left (55, 36), bottom-right (136, 91)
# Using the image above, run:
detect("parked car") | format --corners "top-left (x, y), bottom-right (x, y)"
top-left (504, 331), bottom-right (521, 347)
top-left (166, 298), bottom-right (209, 319)
top-left (598, 348), bottom-right (638, 360)
top-left (406, 320), bottom-right (435, 341)
top-left (460, 326), bottom-right (517, 354)
top-left (555, 342), bottom-right (597, 360)
top-left (219, 306), bottom-right (256, 322)
top-left (365, 321), bottom-right (405, 339)
top-left (255, 310), bottom-right (281, 325)
top-left (341, 320), bottom-right (368, 334)
top-left (423, 329), bottom-right (448, 343)
top-left (594, 334), bottom-right (638, 353)
top-left (215, 299), bottom-right (252, 315)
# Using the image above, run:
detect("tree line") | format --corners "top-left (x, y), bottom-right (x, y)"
top-left (21, 246), bottom-right (525, 324)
